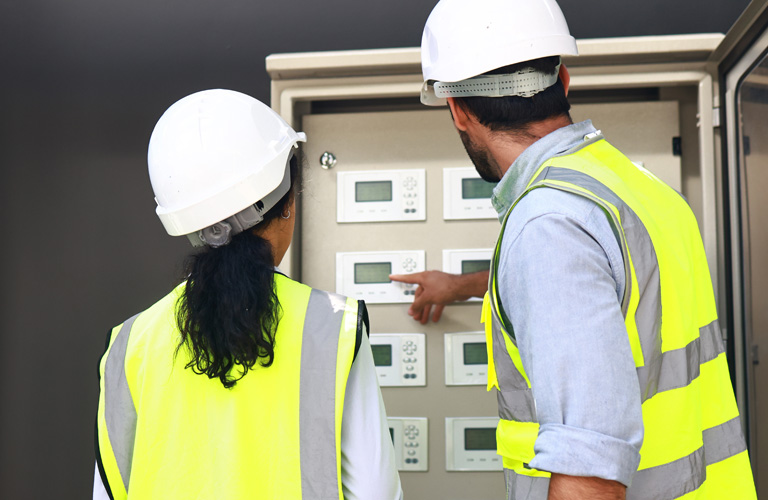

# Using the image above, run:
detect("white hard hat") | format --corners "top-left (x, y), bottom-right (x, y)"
top-left (148, 89), bottom-right (306, 245)
top-left (420, 0), bottom-right (578, 105)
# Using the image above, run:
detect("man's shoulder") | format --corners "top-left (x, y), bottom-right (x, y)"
top-left (505, 185), bottom-right (601, 229)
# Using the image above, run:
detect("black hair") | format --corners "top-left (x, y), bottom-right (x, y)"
top-left (453, 56), bottom-right (571, 133)
top-left (175, 154), bottom-right (301, 389)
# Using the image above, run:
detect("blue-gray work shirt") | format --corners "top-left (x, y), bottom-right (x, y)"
top-left (491, 120), bottom-right (644, 487)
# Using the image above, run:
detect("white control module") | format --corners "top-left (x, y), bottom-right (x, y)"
top-left (336, 250), bottom-right (425, 304)
top-left (337, 169), bottom-right (426, 223)
top-left (445, 417), bottom-right (502, 471)
top-left (389, 417), bottom-right (428, 471)
top-left (442, 248), bottom-right (493, 303)
top-left (370, 333), bottom-right (426, 387)
top-left (443, 167), bottom-right (497, 220)
top-left (444, 332), bottom-right (488, 386)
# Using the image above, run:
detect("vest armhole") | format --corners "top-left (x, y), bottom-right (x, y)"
top-left (355, 300), bottom-right (370, 361)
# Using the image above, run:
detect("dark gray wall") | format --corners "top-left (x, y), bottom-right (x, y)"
top-left (0, 0), bottom-right (751, 497)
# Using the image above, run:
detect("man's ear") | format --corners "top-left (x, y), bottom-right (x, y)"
top-left (446, 97), bottom-right (470, 132)
top-left (559, 64), bottom-right (571, 97)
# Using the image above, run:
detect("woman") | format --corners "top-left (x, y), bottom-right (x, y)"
top-left (94, 89), bottom-right (402, 500)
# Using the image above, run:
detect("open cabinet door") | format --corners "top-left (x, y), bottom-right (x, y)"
top-left (714, 0), bottom-right (768, 492)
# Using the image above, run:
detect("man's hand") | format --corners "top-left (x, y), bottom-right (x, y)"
top-left (389, 270), bottom-right (489, 324)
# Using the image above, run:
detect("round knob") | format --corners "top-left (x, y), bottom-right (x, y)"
top-left (320, 151), bottom-right (337, 170)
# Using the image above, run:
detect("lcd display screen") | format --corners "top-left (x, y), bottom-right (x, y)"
top-left (372, 344), bottom-right (393, 367)
top-left (464, 427), bottom-right (496, 451)
top-left (354, 262), bottom-right (392, 284)
top-left (356, 181), bottom-right (393, 202)
top-left (461, 259), bottom-right (491, 275)
top-left (461, 178), bottom-right (496, 200)
top-left (463, 342), bottom-right (488, 365)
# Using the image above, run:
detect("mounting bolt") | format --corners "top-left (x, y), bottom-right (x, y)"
top-left (320, 151), bottom-right (337, 170)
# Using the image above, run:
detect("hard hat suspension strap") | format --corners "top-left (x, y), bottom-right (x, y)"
top-left (434, 61), bottom-right (561, 99)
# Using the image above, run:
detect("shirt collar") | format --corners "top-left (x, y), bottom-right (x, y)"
top-left (491, 120), bottom-right (598, 220)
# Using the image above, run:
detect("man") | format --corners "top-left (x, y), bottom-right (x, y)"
top-left (390, 1), bottom-right (756, 498)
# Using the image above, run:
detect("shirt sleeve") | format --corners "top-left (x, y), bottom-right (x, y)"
top-left (498, 195), bottom-right (643, 487)
top-left (341, 328), bottom-right (403, 500)
top-left (93, 463), bottom-right (110, 500)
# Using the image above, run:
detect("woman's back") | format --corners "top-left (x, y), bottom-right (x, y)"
top-left (98, 274), bottom-right (365, 499)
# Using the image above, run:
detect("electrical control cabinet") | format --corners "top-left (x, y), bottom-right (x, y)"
top-left (267, 29), bottom-right (757, 499)
top-left (371, 333), bottom-right (427, 387)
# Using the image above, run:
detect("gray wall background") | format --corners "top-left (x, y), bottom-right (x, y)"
top-left (0, 0), bottom-right (751, 497)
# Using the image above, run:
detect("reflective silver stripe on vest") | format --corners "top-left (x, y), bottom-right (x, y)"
top-left (636, 319), bottom-right (725, 396)
top-left (104, 313), bottom-right (140, 492)
top-left (490, 310), bottom-right (532, 391)
top-left (489, 280), bottom-right (537, 422)
top-left (628, 416), bottom-right (747, 500)
top-left (704, 415), bottom-right (747, 465)
top-left (533, 167), bottom-right (665, 402)
top-left (497, 388), bottom-right (537, 422)
top-left (300, 289), bottom-right (348, 500)
top-left (699, 320), bottom-right (726, 364)
top-left (505, 470), bottom-right (550, 500)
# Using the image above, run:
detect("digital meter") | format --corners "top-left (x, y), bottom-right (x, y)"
top-left (337, 169), bottom-right (426, 223)
top-left (445, 417), bottom-right (502, 471)
top-left (443, 167), bottom-right (497, 220)
top-left (336, 251), bottom-right (425, 304)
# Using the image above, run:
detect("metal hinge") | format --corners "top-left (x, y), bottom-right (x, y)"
top-left (712, 107), bottom-right (721, 128)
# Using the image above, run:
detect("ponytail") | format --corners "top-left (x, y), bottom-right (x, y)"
top-left (176, 155), bottom-right (300, 388)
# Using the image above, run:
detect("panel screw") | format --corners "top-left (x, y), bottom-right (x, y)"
top-left (320, 151), bottom-right (337, 170)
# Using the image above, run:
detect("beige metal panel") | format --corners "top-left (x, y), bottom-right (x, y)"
top-left (301, 108), bottom-right (503, 500)
top-left (571, 101), bottom-right (681, 191)
top-left (300, 109), bottom-right (500, 288)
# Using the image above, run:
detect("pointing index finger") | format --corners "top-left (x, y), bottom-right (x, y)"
top-left (389, 273), bottom-right (422, 284)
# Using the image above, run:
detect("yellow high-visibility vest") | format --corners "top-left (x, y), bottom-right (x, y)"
top-left (482, 136), bottom-right (756, 499)
top-left (96, 273), bottom-right (361, 499)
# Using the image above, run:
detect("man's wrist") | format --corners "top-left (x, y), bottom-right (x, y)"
top-left (455, 270), bottom-right (489, 300)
